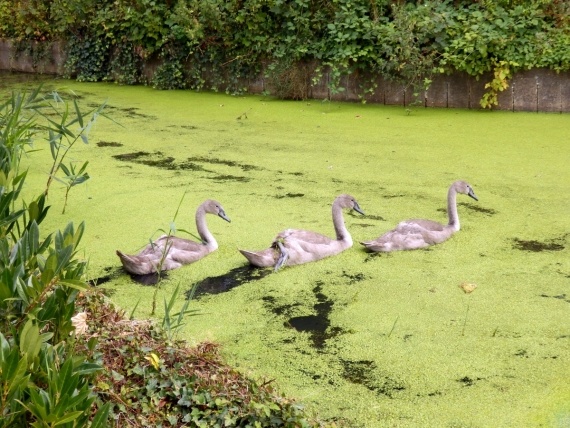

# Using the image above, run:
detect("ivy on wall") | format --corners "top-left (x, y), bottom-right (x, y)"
top-left (1, 0), bottom-right (569, 107)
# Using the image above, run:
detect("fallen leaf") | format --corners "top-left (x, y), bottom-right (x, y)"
top-left (460, 282), bottom-right (477, 294)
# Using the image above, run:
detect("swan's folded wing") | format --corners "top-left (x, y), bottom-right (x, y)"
top-left (396, 219), bottom-right (445, 233)
top-left (164, 237), bottom-right (203, 252)
top-left (276, 229), bottom-right (335, 247)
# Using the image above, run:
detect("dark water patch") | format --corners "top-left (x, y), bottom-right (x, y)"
top-left (187, 265), bottom-right (271, 299)
top-left (262, 296), bottom-right (301, 316)
top-left (383, 194), bottom-right (405, 199)
top-left (290, 172), bottom-right (304, 176)
top-left (140, 157), bottom-right (176, 169)
top-left (342, 360), bottom-right (376, 385)
top-left (287, 315), bottom-right (328, 342)
top-left (512, 238), bottom-right (564, 252)
top-left (341, 270), bottom-right (367, 284)
top-left (177, 161), bottom-right (211, 172)
top-left (181, 125), bottom-right (198, 130)
top-left (275, 193), bottom-right (304, 199)
top-left (113, 151), bottom-right (253, 180)
top-left (102, 104), bottom-right (156, 119)
top-left (113, 151), bottom-right (150, 161)
top-left (514, 349), bottom-right (529, 358)
top-left (113, 151), bottom-right (178, 170)
top-left (284, 282), bottom-right (341, 350)
top-left (97, 141), bottom-right (123, 147)
top-left (186, 156), bottom-right (261, 172)
top-left (457, 376), bottom-right (483, 387)
top-left (540, 293), bottom-right (570, 303)
top-left (341, 359), bottom-right (406, 397)
top-left (298, 368), bottom-right (322, 381)
top-left (212, 174), bottom-right (250, 182)
top-left (458, 202), bottom-right (497, 215)
top-left (363, 252), bottom-right (386, 262)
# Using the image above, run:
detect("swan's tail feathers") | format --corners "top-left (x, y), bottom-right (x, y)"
top-left (116, 250), bottom-right (155, 276)
top-left (238, 248), bottom-right (278, 268)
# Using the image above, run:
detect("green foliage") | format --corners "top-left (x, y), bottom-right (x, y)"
top-left (161, 283), bottom-right (197, 341)
top-left (3, 1), bottom-right (567, 103)
top-left (81, 295), bottom-right (331, 428)
top-left (53, 161), bottom-right (90, 214)
top-left (0, 87), bottom-right (109, 427)
top-left (480, 60), bottom-right (514, 109)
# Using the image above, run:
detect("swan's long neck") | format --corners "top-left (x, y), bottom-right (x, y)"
top-left (447, 186), bottom-right (460, 231)
top-left (332, 202), bottom-right (352, 245)
top-left (196, 206), bottom-right (218, 250)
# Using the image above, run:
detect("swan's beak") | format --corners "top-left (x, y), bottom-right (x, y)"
top-left (219, 210), bottom-right (231, 222)
top-left (468, 188), bottom-right (478, 201)
top-left (353, 202), bottom-right (365, 216)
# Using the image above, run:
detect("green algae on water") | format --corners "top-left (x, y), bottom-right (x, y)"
top-left (6, 73), bottom-right (570, 428)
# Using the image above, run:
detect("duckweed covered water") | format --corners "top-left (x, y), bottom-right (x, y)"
top-left (4, 71), bottom-right (570, 427)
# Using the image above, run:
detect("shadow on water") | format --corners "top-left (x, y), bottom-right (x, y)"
top-left (458, 202), bottom-right (497, 215)
top-left (437, 203), bottom-right (497, 216)
top-left (90, 266), bottom-right (168, 286)
top-left (186, 265), bottom-right (272, 299)
top-left (512, 237), bottom-right (565, 252)
top-left (129, 272), bottom-right (167, 286)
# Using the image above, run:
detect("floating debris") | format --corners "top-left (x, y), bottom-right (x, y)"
top-left (460, 282), bottom-right (478, 294)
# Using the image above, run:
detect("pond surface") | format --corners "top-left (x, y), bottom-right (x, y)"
top-left (4, 71), bottom-right (570, 427)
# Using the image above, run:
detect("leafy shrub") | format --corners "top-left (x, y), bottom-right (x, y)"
top-left (75, 291), bottom-right (332, 427)
top-left (0, 87), bottom-right (109, 427)
top-left (3, 1), bottom-right (568, 105)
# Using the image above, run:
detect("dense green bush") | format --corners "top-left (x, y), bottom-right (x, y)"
top-left (1, 1), bottom-right (568, 102)
top-left (0, 88), bottom-right (109, 427)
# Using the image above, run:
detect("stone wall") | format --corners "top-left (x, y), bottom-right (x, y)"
top-left (0, 39), bottom-right (66, 75)
top-left (1, 39), bottom-right (568, 112)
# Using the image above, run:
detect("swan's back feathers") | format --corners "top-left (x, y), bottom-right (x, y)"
top-left (397, 219), bottom-right (445, 232)
top-left (117, 199), bottom-right (230, 275)
top-left (239, 194), bottom-right (364, 270)
top-left (276, 229), bottom-right (335, 246)
top-left (361, 181), bottom-right (478, 252)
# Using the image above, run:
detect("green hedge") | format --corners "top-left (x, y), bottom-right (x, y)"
top-left (2, 0), bottom-right (568, 99)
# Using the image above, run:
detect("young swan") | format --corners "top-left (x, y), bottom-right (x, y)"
top-left (239, 194), bottom-right (365, 271)
top-left (361, 181), bottom-right (478, 252)
top-left (116, 199), bottom-right (230, 275)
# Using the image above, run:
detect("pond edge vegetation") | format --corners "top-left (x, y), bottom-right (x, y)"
top-left (0, 0), bottom-right (569, 109)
